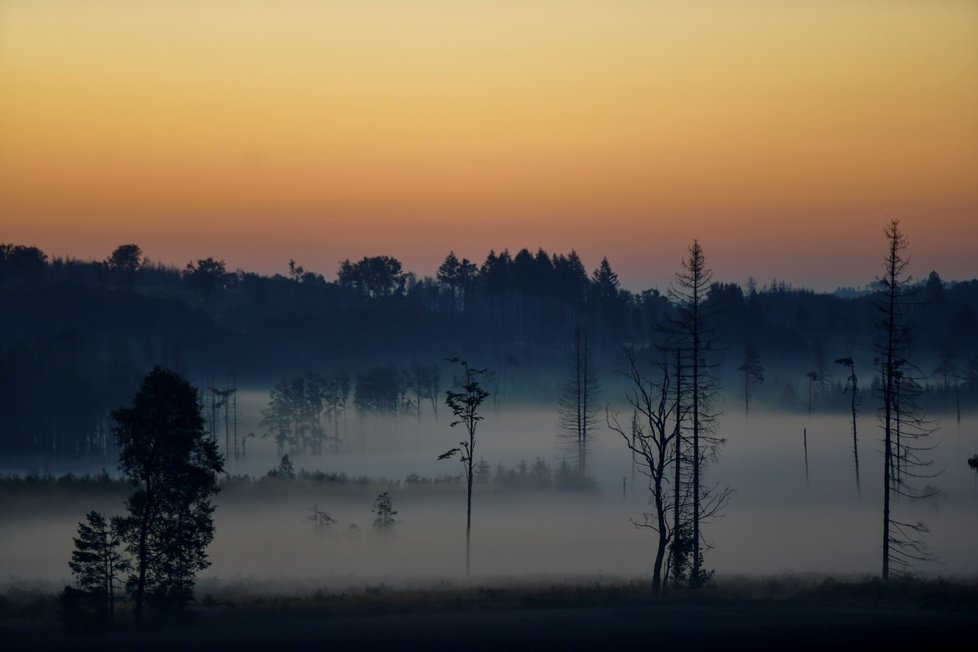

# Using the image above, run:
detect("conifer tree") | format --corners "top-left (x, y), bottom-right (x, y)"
top-left (67, 510), bottom-right (128, 623)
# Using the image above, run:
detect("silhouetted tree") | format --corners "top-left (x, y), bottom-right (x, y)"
top-left (113, 367), bottom-right (223, 619)
top-left (875, 220), bottom-right (938, 580)
top-left (0, 243), bottom-right (47, 286)
top-left (438, 357), bottom-right (490, 576)
top-left (812, 339), bottom-right (832, 397)
top-left (738, 342), bottom-right (764, 420)
top-left (924, 270), bottom-right (945, 305)
top-left (307, 504), bottom-right (337, 532)
top-left (591, 257), bottom-right (620, 300)
top-left (268, 455), bottom-right (296, 479)
top-left (372, 491), bottom-right (398, 532)
top-left (608, 350), bottom-right (677, 595)
top-left (261, 373), bottom-right (330, 456)
top-left (666, 240), bottom-right (724, 586)
top-left (805, 371), bottom-right (819, 416)
top-left (66, 510), bottom-right (129, 624)
top-left (836, 357), bottom-right (861, 495)
top-left (557, 327), bottom-right (600, 475)
top-left (437, 252), bottom-right (477, 313)
top-left (104, 244), bottom-right (144, 289)
top-left (669, 346), bottom-right (688, 586)
top-left (591, 257), bottom-right (625, 351)
top-left (184, 257), bottom-right (229, 307)
top-left (338, 256), bottom-right (406, 298)
top-left (288, 259), bottom-right (305, 282)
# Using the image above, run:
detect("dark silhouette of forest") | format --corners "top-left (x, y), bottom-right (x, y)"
top-left (2, 241), bottom-right (977, 457)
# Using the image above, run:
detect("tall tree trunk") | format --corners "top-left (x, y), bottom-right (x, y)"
top-left (851, 375), bottom-right (860, 496)
top-left (692, 283), bottom-right (701, 584)
top-left (466, 438), bottom-right (473, 577)
top-left (881, 232), bottom-right (898, 581)
top-left (672, 346), bottom-right (683, 586)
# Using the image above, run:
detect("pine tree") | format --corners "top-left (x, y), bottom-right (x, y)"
top-left (372, 492), bottom-right (399, 532)
top-left (665, 240), bottom-right (728, 587)
top-left (875, 220), bottom-right (939, 579)
top-left (67, 510), bottom-right (128, 623)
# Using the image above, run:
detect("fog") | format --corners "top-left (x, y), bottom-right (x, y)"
top-left (3, 399), bottom-right (977, 592)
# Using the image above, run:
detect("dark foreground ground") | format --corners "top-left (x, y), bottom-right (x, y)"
top-left (3, 578), bottom-right (976, 651)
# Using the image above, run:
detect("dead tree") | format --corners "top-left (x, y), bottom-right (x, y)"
top-left (608, 349), bottom-right (676, 595)
top-left (835, 357), bottom-right (861, 495)
top-left (558, 327), bottom-right (600, 475)
top-left (875, 220), bottom-right (940, 580)
top-left (666, 240), bottom-right (725, 586)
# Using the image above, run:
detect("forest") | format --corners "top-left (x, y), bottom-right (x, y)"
top-left (2, 224), bottom-right (977, 650)
top-left (2, 238), bottom-right (977, 459)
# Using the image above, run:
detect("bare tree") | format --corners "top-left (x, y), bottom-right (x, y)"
top-left (666, 240), bottom-right (724, 586)
top-left (836, 357), bottom-right (861, 495)
top-left (670, 346), bottom-right (686, 585)
top-left (558, 327), bottom-right (600, 475)
top-left (307, 504), bottom-right (337, 534)
top-left (438, 357), bottom-right (490, 576)
top-left (875, 220), bottom-right (940, 580)
top-left (607, 350), bottom-right (676, 594)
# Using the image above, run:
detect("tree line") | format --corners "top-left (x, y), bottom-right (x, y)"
top-left (2, 240), bottom-right (976, 463)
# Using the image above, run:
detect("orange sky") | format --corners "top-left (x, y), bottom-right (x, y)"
top-left (1, 1), bottom-right (977, 289)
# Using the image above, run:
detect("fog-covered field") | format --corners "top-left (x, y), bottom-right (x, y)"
top-left (3, 397), bottom-right (977, 590)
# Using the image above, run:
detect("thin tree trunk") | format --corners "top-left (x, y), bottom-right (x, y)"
top-left (851, 378), bottom-right (860, 496)
top-left (692, 287), bottom-right (701, 584)
top-left (652, 459), bottom-right (667, 595)
top-left (803, 428), bottom-right (809, 488)
top-left (881, 236), bottom-right (898, 581)
top-left (672, 346), bottom-right (683, 586)
top-left (466, 437), bottom-right (473, 577)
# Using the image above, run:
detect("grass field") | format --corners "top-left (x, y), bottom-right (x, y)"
top-left (2, 576), bottom-right (975, 651)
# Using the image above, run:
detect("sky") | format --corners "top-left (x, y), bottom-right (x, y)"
top-left (1, 1), bottom-right (977, 290)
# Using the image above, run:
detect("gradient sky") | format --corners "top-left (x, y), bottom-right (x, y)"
top-left (2, 1), bottom-right (977, 290)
